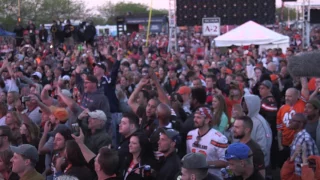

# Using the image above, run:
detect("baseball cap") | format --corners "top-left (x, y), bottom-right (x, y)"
top-left (88, 110), bottom-right (107, 122)
top-left (48, 124), bottom-right (72, 140)
top-left (195, 107), bottom-right (213, 120)
top-left (159, 128), bottom-right (180, 143)
top-left (31, 72), bottom-right (42, 79)
top-left (181, 153), bottom-right (208, 169)
top-left (61, 75), bottom-right (71, 81)
top-left (307, 98), bottom-right (320, 109)
top-left (270, 74), bottom-right (279, 82)
top-left (61, 89), bottom-right (72, 98)
top-left (225, 143), bottom-right (251, 160)
top-left (11, 144), bottom-right (39, 163)
top-left (177, 86), bottom-right (191, 95)
top-left (260, 80), bottom-right (272, 89)
top-left (94, 62), bottom-right (107, 72)
top-left (50, 106), bottom-right (69, 123)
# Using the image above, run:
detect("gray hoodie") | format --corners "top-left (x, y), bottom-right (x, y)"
top-left (243, 94), bottom-right (273, 166)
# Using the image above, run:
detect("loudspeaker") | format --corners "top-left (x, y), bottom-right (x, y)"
top-left (176, 0), bottom-right (276, 26)
top-left (310, 9), bottom-right (320, 24)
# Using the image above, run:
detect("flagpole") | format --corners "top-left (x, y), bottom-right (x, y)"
top-left (146, 0), bottom-right (153, 46)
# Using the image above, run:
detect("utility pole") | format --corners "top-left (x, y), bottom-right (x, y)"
top-left (168, 0), bottom-right (177, 53)
top-left (18, 0), bottom-right (21, 22)
top-left (302, 0), bottom-right (311, 48)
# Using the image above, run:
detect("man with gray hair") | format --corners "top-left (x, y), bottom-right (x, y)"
top-left (78, 109), bottom-right (112, 154)
top-left (180, 153), bottom-right (220, 180)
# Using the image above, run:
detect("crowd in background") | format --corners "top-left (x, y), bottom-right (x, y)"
top-left (0, 20), bottom-right (319, 180)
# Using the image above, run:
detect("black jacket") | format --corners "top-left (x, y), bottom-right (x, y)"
top-left (97, 60), bottom-right (121, 113)
top-left (65, 166), bottom-right (94, 180)
top-left (156, 152), bottom-right (181, 180)
top-left (39, 29), bottom-right (48, 42)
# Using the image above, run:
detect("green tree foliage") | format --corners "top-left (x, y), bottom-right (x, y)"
top-left (98, 2), bottom-right (168, 25)
top-left (0, 0), bottom-right (168, 30)
top-left (276, 7), bottom-right (298, 22)
top-left (0, 0), bottom-right (90, 30)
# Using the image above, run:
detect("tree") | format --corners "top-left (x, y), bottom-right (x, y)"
top-left (98, 2), bottom-right (168, 24)
top-left (276, 7), bottom-right (297, 22)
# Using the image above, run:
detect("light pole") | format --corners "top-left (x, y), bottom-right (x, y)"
top-left (18, 0), bottom-right (21, 22)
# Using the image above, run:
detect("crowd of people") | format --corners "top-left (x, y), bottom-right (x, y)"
top-left (0, 19), bottom-right (320, 180)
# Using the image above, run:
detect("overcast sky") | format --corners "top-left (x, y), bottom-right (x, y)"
top-left (84, 0), bottom-right (287, 10)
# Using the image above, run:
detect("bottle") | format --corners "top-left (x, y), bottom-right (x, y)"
top-left (144, 165), bottom-right (152, 180)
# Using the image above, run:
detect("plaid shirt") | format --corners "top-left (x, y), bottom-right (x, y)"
top-left (290, 129), bottom-right (319, 176)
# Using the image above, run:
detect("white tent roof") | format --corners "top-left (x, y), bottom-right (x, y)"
top-left (214, 21), bottom-right (290, 47)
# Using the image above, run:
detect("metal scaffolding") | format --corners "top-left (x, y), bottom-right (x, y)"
top-left (167, 0), bottom-right (177, 53)
top-left (302, 0), bottom-right (311, 48)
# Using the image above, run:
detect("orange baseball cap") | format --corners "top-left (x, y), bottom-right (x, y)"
top-left (177, 86), bottom-right (191, 95)
top-left (270, 74), bottom-right (279, 82)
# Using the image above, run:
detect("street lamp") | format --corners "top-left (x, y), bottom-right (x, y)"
top-left (18, 0), bottom-right (21, 22)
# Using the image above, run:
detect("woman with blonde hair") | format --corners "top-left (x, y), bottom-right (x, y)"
top-left (211, 94), bottom-right (229, 133)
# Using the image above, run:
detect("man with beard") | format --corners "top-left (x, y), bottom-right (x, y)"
top-left (181, 87), bottom-right (207, 156)
top-left (186, 107), bottom-right (228, 178)
top-left (13, 22), bottom-right (24, 46)
top-left (50, 126), bottom-right (73, 178)
top-left (38, 107), bottom-right (68, 178)
top-left (233, 116), bottom-right (265, 177)
top-left (241, 94), bottom-right (272, 170)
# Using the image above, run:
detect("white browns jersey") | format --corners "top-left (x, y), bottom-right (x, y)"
top-left (187, 128), bottom-right (228, 178)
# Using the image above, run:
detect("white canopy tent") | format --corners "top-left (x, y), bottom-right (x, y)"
top-left (214, 21), bottom-right (290, 53)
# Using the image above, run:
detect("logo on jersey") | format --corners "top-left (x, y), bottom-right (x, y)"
top-left (283, 110), bottom-right (296, 127)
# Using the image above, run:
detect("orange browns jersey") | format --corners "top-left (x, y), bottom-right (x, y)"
top-left (277, 99), bottom-right (306, 146)
top-left (187, 128), bottom-right (228, 178)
